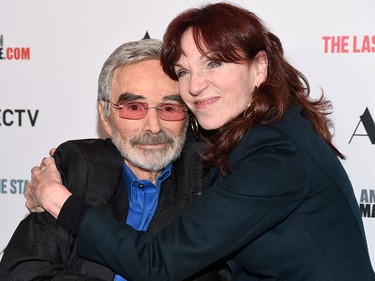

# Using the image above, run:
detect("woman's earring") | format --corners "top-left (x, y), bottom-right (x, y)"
top-left (243, 86), bottom-right (257, 118)
top-left (190, 115), bottom-right (200, 140)
top-left (243, 104), bottom-right (252, 118)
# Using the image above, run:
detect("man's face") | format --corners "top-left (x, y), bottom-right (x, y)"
top-left (100, 59), bottom-right (188, 172)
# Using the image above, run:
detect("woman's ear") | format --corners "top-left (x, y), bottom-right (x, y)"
top-left (97, 101), bottom-right (113, 137)
top-left (254, 50), bottom-right (268, 86)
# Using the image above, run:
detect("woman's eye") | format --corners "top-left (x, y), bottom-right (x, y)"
top-left (176, 69), bottom-right (190, 78)
top-left (207, 61), bottom-right (221, 69)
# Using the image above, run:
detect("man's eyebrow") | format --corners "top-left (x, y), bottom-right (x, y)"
top-left (118, 93), bottom-right (145, 102)
top-left (162, 94), bottom-right (184, 104)
top-left (117, 93), bottom-right (184, 104)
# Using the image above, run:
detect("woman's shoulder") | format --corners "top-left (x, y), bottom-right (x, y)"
top-left (244, 107), bottom-right (314, 146)
top-left (229, 107), bottom-right (314, 166)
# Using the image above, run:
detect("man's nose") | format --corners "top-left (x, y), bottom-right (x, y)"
top-left (143, 108), bottom-right (162, 134)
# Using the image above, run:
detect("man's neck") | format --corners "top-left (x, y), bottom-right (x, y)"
top-left (125, 161), bottom-right (160, 184)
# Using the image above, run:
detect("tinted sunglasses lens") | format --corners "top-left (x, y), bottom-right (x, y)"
top-left (119, 102), bottom-right (146, 119)
top-left (158, 104), bottom-right (187, 121)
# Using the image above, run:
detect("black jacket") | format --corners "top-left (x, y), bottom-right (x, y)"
top-left (62, 107), bottom-right (374, 281)
top-left (0, 130), bottom-right (229, 280)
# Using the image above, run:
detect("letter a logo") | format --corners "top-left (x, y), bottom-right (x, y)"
top-left (349, 107), bottom-right (375, 144)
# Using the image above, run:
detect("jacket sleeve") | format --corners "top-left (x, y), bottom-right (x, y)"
top-left (72, 126), bottom-right (309, 281)
top-left (0, 213), bottom-right (107, 281)
top-left (0, 142), bottom-right (108, 281)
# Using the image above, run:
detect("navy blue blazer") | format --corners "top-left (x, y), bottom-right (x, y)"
top-left (60, 107), bottom-right (375, 280)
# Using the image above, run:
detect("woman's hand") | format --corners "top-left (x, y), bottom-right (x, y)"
top-left (25, 150), bottom-right (72, 219)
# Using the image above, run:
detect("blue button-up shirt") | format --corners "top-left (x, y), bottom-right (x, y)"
top-left (114, 162), bottom-right (172, 281)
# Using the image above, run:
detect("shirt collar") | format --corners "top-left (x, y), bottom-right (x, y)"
top-left (123, 162), bottom-right (172, 189)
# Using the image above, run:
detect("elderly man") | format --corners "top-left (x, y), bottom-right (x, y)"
top-left (0, 39), bottom-right (227, 281)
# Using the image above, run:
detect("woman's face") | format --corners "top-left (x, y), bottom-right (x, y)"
top-left (174, 28), bottom-right (267, 130)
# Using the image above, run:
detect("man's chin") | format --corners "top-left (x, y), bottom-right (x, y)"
top-left (138, 143), bottom-right (169, 151)
top-left (131, 161), bottom-right (169, 172)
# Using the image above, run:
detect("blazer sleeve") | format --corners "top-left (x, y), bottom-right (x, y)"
top-left (0, 213), bottom-right (108, 281)
top-left (0, 142), bottom-right (109, 281)
top-left (73, 126), bottom-right (310, 281)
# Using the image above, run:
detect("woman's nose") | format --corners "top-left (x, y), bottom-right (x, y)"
top-left (189, 72), bottom-right (208, 96)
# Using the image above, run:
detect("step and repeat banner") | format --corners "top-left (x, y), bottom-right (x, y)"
top-left (1, 0), bottom-right (374, 266)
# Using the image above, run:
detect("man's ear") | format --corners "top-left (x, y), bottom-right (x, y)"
top-left (254, 50), bottom-right (268, 86)
top-left (97, 101), bottom-right (113, 137)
